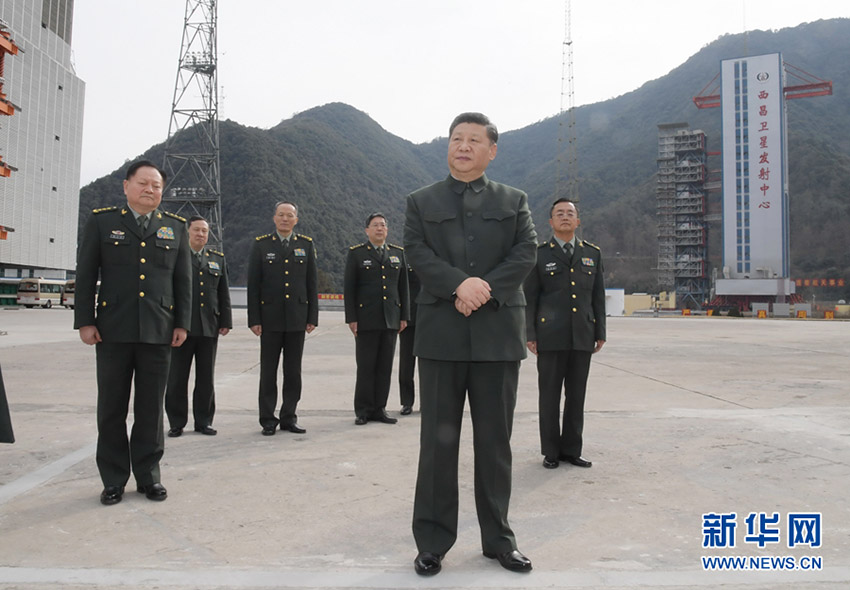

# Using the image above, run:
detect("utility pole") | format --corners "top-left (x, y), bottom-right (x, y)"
top-left (162, 0), bottom-right (223, 250)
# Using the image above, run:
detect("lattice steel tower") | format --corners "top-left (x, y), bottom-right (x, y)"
top-left (557, 0), bottom-right (578, 205)
top-left (162, 0), bottom-right (223, 250)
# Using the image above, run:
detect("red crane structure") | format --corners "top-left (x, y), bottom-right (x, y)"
top-left (693, 62), bottom-right (832, 109)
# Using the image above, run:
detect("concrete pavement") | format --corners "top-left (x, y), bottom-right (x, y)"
top-left (0, 308), bottom-right (848, 589)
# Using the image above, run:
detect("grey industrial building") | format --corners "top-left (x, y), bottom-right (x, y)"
top-left (0, 0), bottom-right (84, 279)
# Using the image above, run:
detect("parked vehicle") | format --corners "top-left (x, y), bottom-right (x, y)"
top-left (62, 279), bottom-right (75, 309)
top-left (16, 278), bottom-right (64, 309)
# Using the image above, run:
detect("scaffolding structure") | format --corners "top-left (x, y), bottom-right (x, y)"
top-left (657, 123), bottom-right (709, 309)
top-left (162, 0), bottom-right (223, 250)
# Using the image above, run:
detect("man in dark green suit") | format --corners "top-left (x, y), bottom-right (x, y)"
top-left (344, 213), bottom-right (409, 425)
top-left (165, 216), bottom-right (233, 438)
top-left (247, 201), bottom-right (318, 436)
top-left (74, 160), bottom-right (192, 505)
top-left (524, 199), bottom-right (606, 470)
top-left (404, 113), bottom-right (537, 576)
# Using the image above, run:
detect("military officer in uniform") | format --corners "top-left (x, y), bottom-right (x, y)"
top-left (165, 216), bottom-right (233, 438)
top-left (247, 201), bottom-right (318, 436)
top-left (344, 212), bottom-right (409, 425)
top-left (404, 113), bottom-right (536, 575)
top-left (74, 160), bottom-right (192, 505)
top-left (397, 265), bottom-right (420, 415)
top-left (524, 198), bottom-right (606, 470)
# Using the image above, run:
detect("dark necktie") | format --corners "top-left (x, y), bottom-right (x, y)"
top-left (564, 242), bottom-right (573, 259)
top-left (138, 215), bottom-right (148, 234)
top-left (281, 239), bottom-right (290, 256)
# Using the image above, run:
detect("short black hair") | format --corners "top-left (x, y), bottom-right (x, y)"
top-left (125, 160), bottom-right (167, 184)
top-left (449, 112), bottom-right (498, 144)
top-left (365, 212), bottom-right (387, 227)
top-left (188, 215), bottom-right (207, 227)
top-left (550, 198), bottom-right (579, 217)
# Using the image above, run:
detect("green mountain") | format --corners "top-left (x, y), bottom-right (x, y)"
top-left (79, 18), bottom-right (850, 299)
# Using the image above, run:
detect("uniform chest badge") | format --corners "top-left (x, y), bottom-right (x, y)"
top-left (208, 261), bottom-right (221, 271)
top-left (389, 255), bottom-right (400, 265)
top-left (294, 248), bottom-right (306, 257)
top-left (362, 259), bottom-right (373, 268)
top-left (545, 261), bottom-right (558, 272)
top-left (109, 230), bottom-right (125, 240)
top-left (581, 257), bottom-right (595, 267)
top-left (156, 226), bottom-right (175, 240)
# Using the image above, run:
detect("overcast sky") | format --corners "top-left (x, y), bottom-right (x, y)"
top-left (71, 0), bottom-right (847, 185)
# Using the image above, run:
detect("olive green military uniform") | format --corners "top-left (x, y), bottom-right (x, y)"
top-left (74, 205), bottom-right (192, 489)
top-left (524, 237), bottom-right (606, 460)
top-left (247, 232), bottom-right (318, 430)
top-left (344, 242), bottom-right (410, 420)
top-left (166, 247), bottom-right (233, 432)
top-left (398, 266), bottom-right (421, 409)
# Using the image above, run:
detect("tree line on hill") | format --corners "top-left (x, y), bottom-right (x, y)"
top-left (79, 18), bottom-right (850, 301)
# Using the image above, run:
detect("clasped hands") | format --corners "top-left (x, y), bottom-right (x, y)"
top-left (454, 277), bottom-right (491, 317)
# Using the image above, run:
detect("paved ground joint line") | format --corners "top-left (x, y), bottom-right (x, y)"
top-left (0, 442), bottom-right (95, 506)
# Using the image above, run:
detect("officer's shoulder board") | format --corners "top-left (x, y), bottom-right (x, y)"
top-left (208, 249), bottom-right (225, 258)
top-left (162, 211), bottom-right (186, 223)
top-left (388, 242), bottom-right (404, 251)
top-left (349, 242), bottom-right (367, 251)
top-left (581, 240), bottom-right (601, 251)
top-left (255, 233), bottom-right (274, 241)
top-left (92, 206), bottom-right (118, 215)
top-left (538, 241), bottom-right (549, 249)
top-left (295, 233), bottom-right (313, 242)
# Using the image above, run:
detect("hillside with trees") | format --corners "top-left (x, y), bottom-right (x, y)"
top-left (79, 18), bottom-right (850, 300)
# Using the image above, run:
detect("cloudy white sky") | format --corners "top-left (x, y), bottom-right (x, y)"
top-left (71, 0), bottom-right (847, 185)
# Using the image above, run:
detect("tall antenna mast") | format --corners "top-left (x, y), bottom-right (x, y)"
top-left (162, 0), bottom-right (223, 250)
top-left (557, 0), bottom-right (578, 205)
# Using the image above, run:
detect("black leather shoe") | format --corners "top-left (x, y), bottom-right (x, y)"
top-left (355, 416), bottom-right (368, 425)
top-left (262, 425), bottom-right (276, 436)
top-left (483, 549), bottom-right (532, 572)
top-left (136, 482), bottom-right (167, 501)
top-left (373, 412), bottom-right (398, 424)
top-left (543, 456), bottom-right (559, 469)
top-left (414, 551), bottom-right (442, 576)
top-left (280, 422), bottom-right (306, 434)
top-left (100, 486), bottom-right (124, 505)
top-left (194, 425), bottom-right (217, 435)
top-left (167, 427), bottom-right (183, 437)
top-left (562, 455), bottom-right (592, 468)
top-left (400, 405), bottom-right (413, 415)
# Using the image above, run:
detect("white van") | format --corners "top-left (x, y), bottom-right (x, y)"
top-left (16, 278), bottom-right (65, 308)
